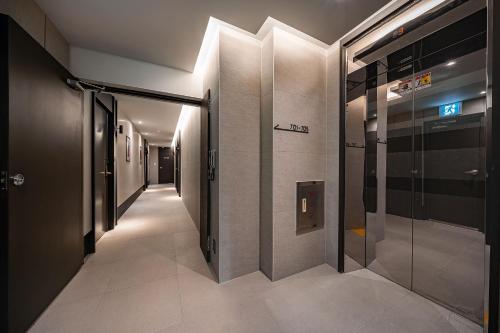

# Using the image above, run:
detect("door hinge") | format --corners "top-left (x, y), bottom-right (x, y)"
top-left (0, 171), bottom-right (8, 191)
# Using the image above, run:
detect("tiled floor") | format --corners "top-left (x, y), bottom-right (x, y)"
top-left (29, 185), bottom-right (483, 333)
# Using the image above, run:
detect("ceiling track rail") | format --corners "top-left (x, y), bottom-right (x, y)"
top-left (342, 0), bottom-right (420, 47)
top-left (67, 78), bottom-right (202, 106)
top-left (353, 0), bottom-right (471, 62)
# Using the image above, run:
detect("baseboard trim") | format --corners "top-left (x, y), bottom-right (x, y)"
top-left (117, 187), bottom-right (144, 220)
top-left (83, 230), bottom-right (95, 256)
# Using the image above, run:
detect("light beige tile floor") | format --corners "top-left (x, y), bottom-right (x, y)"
top-left (29, 185), bottom-right (483, 333)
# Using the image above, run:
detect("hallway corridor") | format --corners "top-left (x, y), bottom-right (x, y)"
top-left (30, 185), bottom-right (482, 333)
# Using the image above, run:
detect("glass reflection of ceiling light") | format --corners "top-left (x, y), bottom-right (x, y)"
top-left (446, 61), bottom-right (456, 66)
top-left (387, 90), bottom-right (401, 101)
top-left (480, 91), bottom-right (486, 95)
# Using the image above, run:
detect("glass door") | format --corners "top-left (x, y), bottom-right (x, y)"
top-left (344, 7), bottom-right (487, 325)
top-left (411, 22), bottom-right (486, 324)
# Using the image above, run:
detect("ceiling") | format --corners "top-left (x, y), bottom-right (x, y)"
top-left (34, 0), bottom-right (390, 72)
top-left (115, 94), bottom-right (182, 146)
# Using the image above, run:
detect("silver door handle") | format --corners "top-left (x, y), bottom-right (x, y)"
top-left (99, 171), bottom-right (112, 176)
top-left (10, 174), bottom-right (25, 186)
top-left (464, 169), bottom-right (479, 176)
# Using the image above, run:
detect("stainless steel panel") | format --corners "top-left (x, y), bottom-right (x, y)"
top-left (344, 95), bottom-right (367, 271)
top-left (296, 181), bottom-right (324, 235)
top-left (365, 61), bottom-right (414, 289)
top-left (412, 47), bottom-right (486, 325)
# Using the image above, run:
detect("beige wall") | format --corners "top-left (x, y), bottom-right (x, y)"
top-left (260, 31), bottom-right (274, 279)
top-left (117, 114), bottom-right (144, 206)
top-left (179, 106), bottom-right (201, 231)
top-left (0, 0), bottom-right (69, 69)
top-left (325, 42), bottom-right (341, 269)
top-left (203, 30), bottom-right (261, 283)
top-left (203, 33), bottom-right (221, 278)
top-left (218, 30), bottom-right (261, 282)
top-left (149, 146), bottom-right (159, 185)
top-left (261, 29), bottom-right (327, 281)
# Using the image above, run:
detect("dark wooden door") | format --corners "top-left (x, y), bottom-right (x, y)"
top-left (92, 93), bottom-right (115, 240)
top-left (200, 90), bottom-right (210, 260)
top-left (158, 147), bottom-right (174, 183)
top-left (94, 99), bottom-right (108, 241)
top-left (144, 140), bottom-right (149, 189)
top-left (175, 137), bottom-right (181, 195)
top-left (1, 16), bottom-right (83, 333)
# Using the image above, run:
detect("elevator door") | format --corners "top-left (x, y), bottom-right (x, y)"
top-left (344, 8), bottom-right (487, 325)
top-left (412, 48), bottom-right (486, 324)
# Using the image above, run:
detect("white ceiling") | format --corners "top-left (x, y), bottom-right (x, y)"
top-left (115, 94), bottom-right (182, 146)
top-left (34, 0), bottom-right (390, 72)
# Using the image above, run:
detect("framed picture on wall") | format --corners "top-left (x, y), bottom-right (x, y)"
top-left (126, 136), bottom-right (131, 162)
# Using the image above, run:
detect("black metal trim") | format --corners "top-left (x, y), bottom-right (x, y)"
top-left (487, 0), bottom-right (499, 331)
top-left (143, 139), bottom-right (149, 191)
top-left (89, 93), bottom-right (97, 253)
top-left (338, 45), bottom-right (347, 273)
top-left (0, 15), bottom-right (9, 332)
top-left (77, 79), bottom-right (203, 107)
top-left (342, 0), bottom-right (417, 47)
top-left (117, 186), bottom-right (144, 219)
top-left (353, 0), bottom-right (471, 62)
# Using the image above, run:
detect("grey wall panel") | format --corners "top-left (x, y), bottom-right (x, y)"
top-left (218, 30), bottom-right (261, 282)
top-left (325, 42), bottom-right (341, 269)
top-left (203, 33), bottom-right (220, 280)
top-left (260, 32), bottom-right (274, 279)
top-left (180, 107), bottom-right (201, 231)
top-left (271, 30), bottom-right (326, 280)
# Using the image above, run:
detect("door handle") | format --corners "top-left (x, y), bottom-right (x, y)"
top-left (464, 169), bottom-right (479, 176)
top-left (9, 174), bottom-right (25, 186)
top-left (99, 171), bottom-right (112, 176)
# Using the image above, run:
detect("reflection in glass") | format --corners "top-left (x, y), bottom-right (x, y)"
top-left (344, 8), bottom-right (487, 324)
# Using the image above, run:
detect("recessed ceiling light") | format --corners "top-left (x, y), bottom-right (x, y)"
top-left (446, 61), bottom-right (456, 66)
top-left (138, 121), bottom-right (143, 124)
top-left (480, 91), bottom-right (486, 95)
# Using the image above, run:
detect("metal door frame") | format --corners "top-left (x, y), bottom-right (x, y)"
top-left (89, 93), bottom-right (116, 253)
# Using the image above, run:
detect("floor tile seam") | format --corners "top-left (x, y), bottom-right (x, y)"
top-left (102, 275), bottom-right (180, 296)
